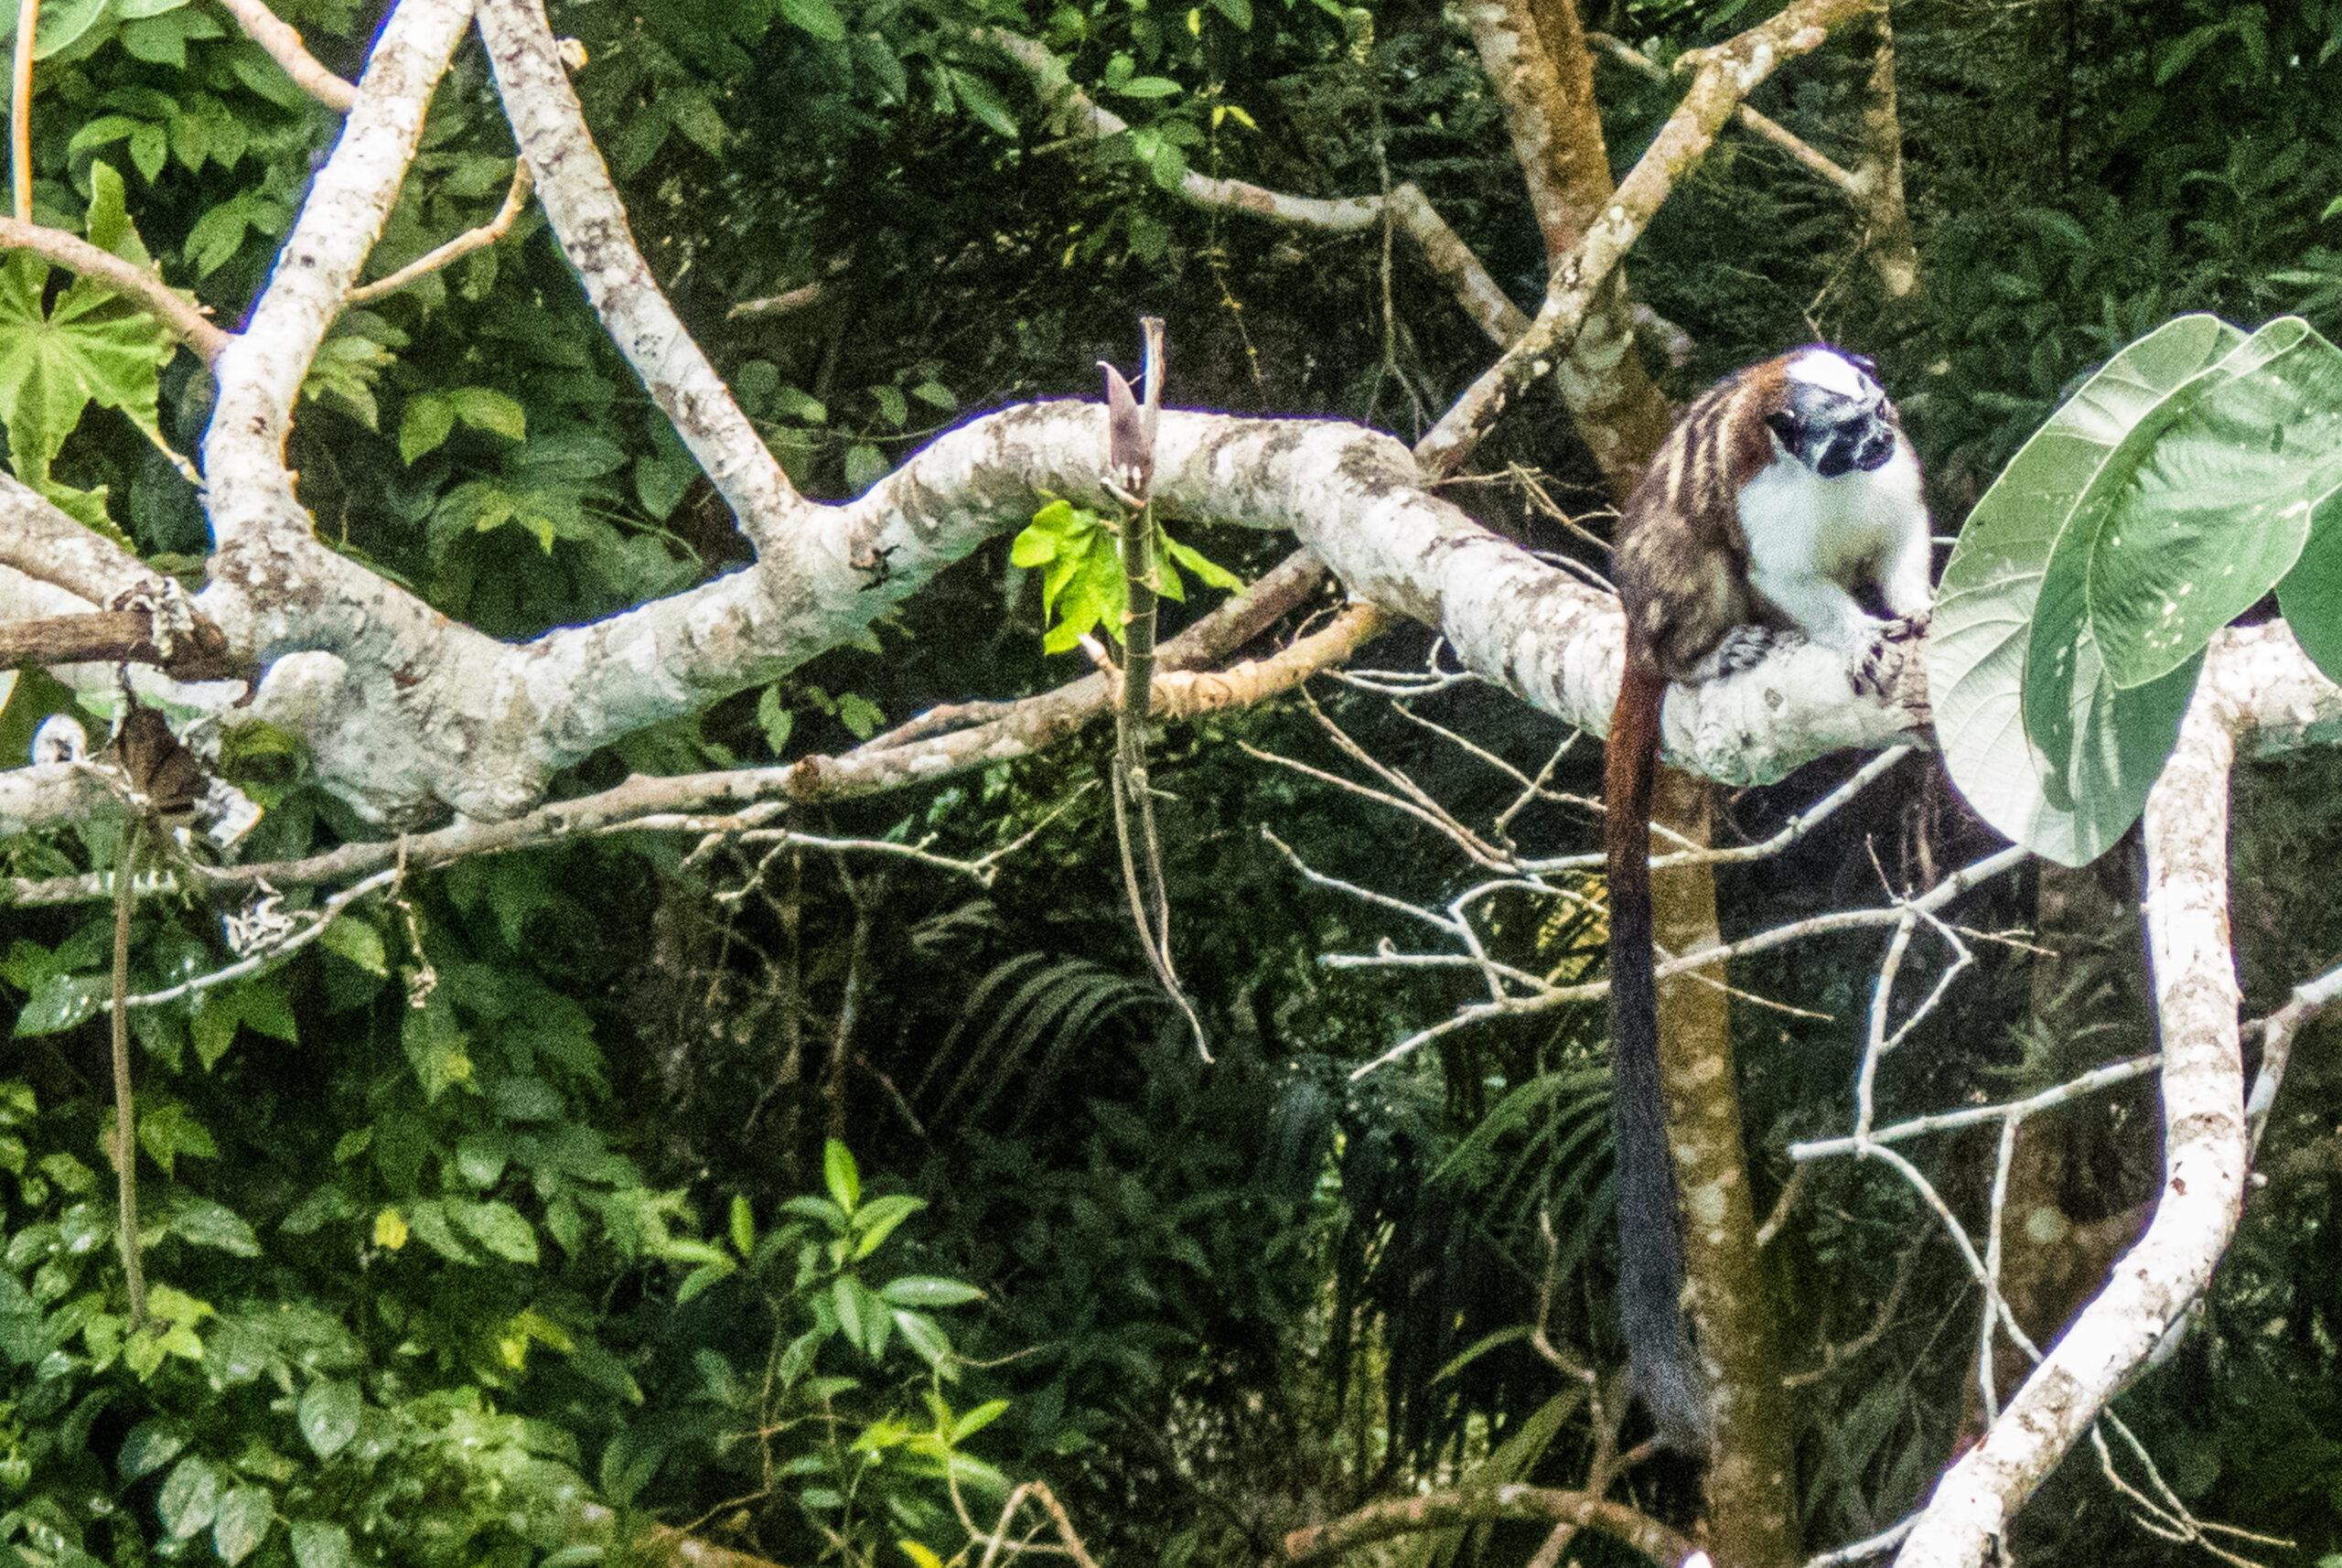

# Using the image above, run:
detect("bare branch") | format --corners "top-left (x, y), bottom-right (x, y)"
top-left (205, 0), bottom-right (475, 556)
top-left (0, 607), bottom-right (241, 681)
top-left (0, 471), bottom-right (189, 609)
top-left (1283, 1486), bottom-right (1695, 1568)
top-left (1452, 0), bottom-right (1676, 491)
top-left (0, 219), bottom-right (232, 360)
top-left (986, 29), bottom-right (1525, 349)
top-left (213, 0), bottom-right (359, 111)
top-left (728, 280), bottom-right (828, 318)
top-left (1789, 1056), bottom-right (2165, 1163)
top-left (1336, 844), bottom-right (2030, 1078)
top-left (1416, 0), bottom-right (1874, 477)
top-left (479, 0), bottom-right (805, 553)
top-left (10, 0), bottom-right (32, 223)
top-left (12, 553), bottom-right (1333, 906)
top-left (1807, 1518), bottom-right (1917, 1567)
top-left (346, 157), bottom-right (533, 303)
top-left (2243, 957), bottom-right (2342, 1154)
top-left (1585, 31), bottom-right (1864, 196)
top-left (1896, 678), bottom-right (2250, 1568)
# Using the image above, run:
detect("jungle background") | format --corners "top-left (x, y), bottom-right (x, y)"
top-left (0, 2), bottom-right (2339, 1568)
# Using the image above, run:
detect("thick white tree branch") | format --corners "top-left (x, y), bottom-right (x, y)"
top-left (27, 383), bottom-right (2342, 832)
top-left (0, 470), bottom-right (180, 607)
top-left (1895, 664), bottom-right (2251, 1568)
top-left (477, 0), bottom-right (805, 553)
top-left (204, 0), bottom-right (474, 556)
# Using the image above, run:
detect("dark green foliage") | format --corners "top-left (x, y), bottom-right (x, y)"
top-left (5, 0), bottom-right (2342, 1563)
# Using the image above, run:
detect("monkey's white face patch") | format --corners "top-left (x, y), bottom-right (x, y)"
top-left (1786, 349), bottom-right (1870, 401)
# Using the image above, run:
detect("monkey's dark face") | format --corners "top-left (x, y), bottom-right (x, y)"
top-left (1765, 349), bottom-right (1898, 478)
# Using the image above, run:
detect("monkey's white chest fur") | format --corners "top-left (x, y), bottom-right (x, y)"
top-left (1735, 441), bottom-right (1932, 658)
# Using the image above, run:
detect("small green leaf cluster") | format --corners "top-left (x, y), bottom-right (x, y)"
top-left (611, 1142), bottom-right (1004, 1567)
top-left (1010, 498), bottom-right (1242, 653)
top-left (1933, 313), bottom-right (2342, 864)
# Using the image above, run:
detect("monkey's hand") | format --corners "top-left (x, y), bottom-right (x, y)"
top-left (1882, 607), bottom-right (1932, 643)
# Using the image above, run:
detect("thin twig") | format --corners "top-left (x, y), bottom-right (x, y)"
top-left (1802, 1515), bottom-right (1916, 1567)
top-left (110, 867), bottom-right (401, 1011)
top-left (1789, 1054), bottom-right (2165, 1160)
top-left (1337, 845), bottom-right (2031, 1078)
top-left (212, 0), bottom-right (357, 110)
top-left (110, 818), bottom-right (148, 1329)
top-left (1518, 744), bottom-right (1916, 874)
top-left (10, 0), bottom-right (33, 223)
top-left (2242, 956), bottom-right (2342, 1155)
top-left (1782, 1238), bottom-right (1917, 1387)
top-left (1585, 31), bottom-right (1864, 195)
top-left (347, 159), bottom-right (533, 302)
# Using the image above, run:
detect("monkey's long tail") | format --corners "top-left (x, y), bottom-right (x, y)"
top-left (1604, 662), bottom-right (1712, 1456)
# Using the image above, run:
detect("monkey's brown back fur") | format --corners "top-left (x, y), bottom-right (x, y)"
top-left (1611, 358), bottom-right (1787, 682)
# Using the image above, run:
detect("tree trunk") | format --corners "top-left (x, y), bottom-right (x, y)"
top-left (1652, 768), bottom-right (1796, 1568)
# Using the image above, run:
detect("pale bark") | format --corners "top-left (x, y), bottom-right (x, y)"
top-left (1586, 33), bottom-right (1862, 197)
top-left (17, 393), bottom-right (1932, 824)
top-left (1416, 0), bottom-right (1873, 477)
top-left (0, 218), bottom-right (231, 360)
top-left (1283, 1484), bottom-right (1694, 1567)
top-left (213, 0), bottom-right (358, 110)
top-left (985, 30), bottom-right (1525, 349)
top-left (1851, 0), bottom-right (1919, 302)
top-left (1896, 665), bottom-right (2251, 1568)
top-left (478, 0), bottom-right (806, 553)
top-left (1653, 769), bottom-right (1796, 1568)
top-left (1457, 0), bottom-right (1676, 494)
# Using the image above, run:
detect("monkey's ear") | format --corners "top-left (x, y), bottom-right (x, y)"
top-left (1764, 409), bottom-right (1800, 446)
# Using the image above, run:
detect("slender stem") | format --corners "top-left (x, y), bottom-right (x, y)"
top-left (111, 818), bottom-right (148, 1330)
top-left (1111, 498), bottom-right (1206, 1055)
top-left (1120, 497), bottom-right (1163, 945)
top-left (10, 0), bottom-right (35, 223)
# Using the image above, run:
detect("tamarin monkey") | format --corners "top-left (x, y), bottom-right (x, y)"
top-left (1605, 347), bottom-right (1931, 1453)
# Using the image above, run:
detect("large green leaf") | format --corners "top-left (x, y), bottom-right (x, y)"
top-left (2276, 490), bottom-right (2342, 682)
top-left (2035, 317), bottom-right (2342, 693)
top-left (0, 203), bottom-right (178, 524)
top-left (0, 0), bottom-right (109, 59)
top-left (1929, 314), bottom-right (2240, 865)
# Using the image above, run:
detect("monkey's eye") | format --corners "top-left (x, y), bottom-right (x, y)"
top-left (1846, 352), bottom-right (1878, 379)
top-left (1765, 410), bottom-right (1801, 446)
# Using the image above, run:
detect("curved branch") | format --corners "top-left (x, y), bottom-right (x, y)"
top-left (203, 0), bottom-right (476, 560)
top-left (1895, 664), bottom-right (2251, 1568)
top-left (1284, 1485), bottom-right (1694, 1568)
top-left (0, 218), bottom-right (231, 360)
top-left (987, 29), bottom-right (1524, 349)
top-left (346, 157), bottom-right (532, 302)
top-left (1416, 0), bottom-right (1872, 476)
top-left (1455, 0), bottom-right (1675, 492)
top-left (1585, 32), bottom-right (1862, 196)
top-left (5, 400), bottom-right (1915, 827)
top-left (213, 0), bottom-right (359, 111)
top-left (478, 0), bottom-right (804, 552)
top-left (0, 470), bottom-right (179, 607)
top-left (9, 552), bottom-right (1334, 903)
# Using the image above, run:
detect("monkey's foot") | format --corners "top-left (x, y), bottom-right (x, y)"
top-left (1690, 624), bottom-right (1782, 682)
top-left (1852, 612), bottom-right (1928, 697)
